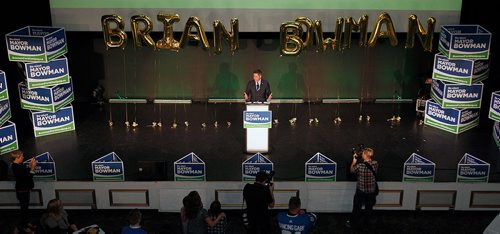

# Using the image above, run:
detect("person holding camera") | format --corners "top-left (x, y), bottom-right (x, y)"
top-left (243, 170), bottom-right (275, 234)
top-left (346, 147), bottom-right (378, 229)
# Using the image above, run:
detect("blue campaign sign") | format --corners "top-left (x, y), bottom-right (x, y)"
top-left (19, 78), bottom-right (74, 113)
top-left (489, 91), bottom-right (500, 122)
top-left (242, 153), bottom-right (273, 181)
top-left (432, 54), bottom-right (489, 85)
top-left (403, 153), bottom-right (435, 182)
top-left (424, 100), bottom-right (460, 133)
top-left (174, 152), bottom-right (206, 181)
top-left (243, 111), bottom-right (272, 128)
top-left (439, 25), bottom-right (491, 59)
top-left (0, 71), bottom-right (9, 101)
top-left (0, 99), bottom-right (11, 127)
top-left (32, 105), bottom-right (75, 137)
top-left (494, 122), bottom-right (500, 148)
top-left (305, 152), bottom-right (336, 182)
top-left (23, 152), bottom-right (56, 181)
top-left (457, 153), bottom-right (489, 183)
top-left (431, 79), bottom-right (483, 108)
top-left (25, 56), bottom-right (70, 88)
top-left (6, 26), bottom-right (67, 62)
top-left (92, 152), bottom-right (124, 181)
top-left (0, 121), bottom-right (18, 155)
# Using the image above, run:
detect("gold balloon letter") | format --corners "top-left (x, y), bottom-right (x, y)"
top-left (156, 14), bottom-right (181, 51)
top-left (368, 12), bottom-right (398, 47)
top-left (101, 14), bottom-right (127, 49)
top-left (131, 15), bottom-right (155, 48)
top-left (405, 15), bottom-right (436, 52)
top-left (343, 15), bottom-right (369, 48)
top-left (313, 18), bottom-right (344, 52)
top-left (279, 22), bottom-right (303, 56)
top-left (213, 18), bottom-right (239, 55)
top-left (179, 16), bottom-right (210, 50)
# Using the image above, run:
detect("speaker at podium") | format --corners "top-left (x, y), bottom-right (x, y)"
top-left (137, 160), bottom-right (167, 181)
top-left (244, 102), bottom-right (272, 153)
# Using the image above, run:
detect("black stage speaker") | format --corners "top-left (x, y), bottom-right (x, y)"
top-left (137, 161), bottom-right (167, 181)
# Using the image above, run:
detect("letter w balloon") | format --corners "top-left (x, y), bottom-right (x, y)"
top-left (101, 15), bottom-right (127, 49)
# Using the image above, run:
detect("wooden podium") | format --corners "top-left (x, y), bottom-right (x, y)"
top-left (244, 102), bottom-right (271, 153)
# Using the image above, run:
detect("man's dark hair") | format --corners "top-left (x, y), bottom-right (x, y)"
top-left (255, 171), bottom-right (268, 183)
top-left (288, 196), bottom-right (301, 210)
top-left (253, 69), bottom-right (262, 76)
top-left (128, 209), bottom-right (142, 225)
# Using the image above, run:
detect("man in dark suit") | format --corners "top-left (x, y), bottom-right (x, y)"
top-left (244, 69), bottom-right (272, 102)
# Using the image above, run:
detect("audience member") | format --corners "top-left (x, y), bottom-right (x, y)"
top-left (277, 196), bottom-right (316, 234)
top-left (121, 209), bottom-right (147, 234)
top-left (180, 191), bottom-right (225, 234)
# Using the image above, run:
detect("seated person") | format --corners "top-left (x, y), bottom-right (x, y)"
top-left (40, 199), bottom-right (78, 234)
top-left (277, 196), bottom-right (317, 234)
top-left (121, 209), bottom-right (147, 234)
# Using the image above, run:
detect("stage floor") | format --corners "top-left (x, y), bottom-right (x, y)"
top-left (8, 101), bottom-right (500, 182)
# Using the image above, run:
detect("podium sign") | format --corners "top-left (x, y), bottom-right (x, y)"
top-left (242, 153), bottom-right (273, 181)
top-left (431, 79), bottom-right (483, 109)
top-left (23, 152), bottom-right (56, 181)
top-left (25, 56), bottom-right (70, 88)
top-left (438, 25), bottom-right (491, 59)
top-left (92, 152), bottom-right (124, 181)
top-left (305, 152), bottom-right (336, 182)
top-left (457, 153), bottom-right (489, 183)
top-left (403, 153), bottom-right (435, 182)
top-left (489, 91), bottom-right (500, 122)
top-left (174, 152), bottom-right (206, 181)
top-left (245, 103), bottom-right (271, 153)
top-left (0, 121), bottom-right (18, 154)
top-left (432, 53), bottom-right (489, 85)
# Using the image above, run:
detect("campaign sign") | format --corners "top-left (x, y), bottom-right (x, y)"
top-left (92, 152), bottom-right (124, 181)
top-left (305, 152), bottom-right (336, 182)
top-left (438, 25), bottom-right (491, 59)
top-left (432, 53), bottom-right (489, 85)
top-left (242, 153), bottom-right (273, 181)
top-left (25, 56), bottom-right (70, 88)
top-left (5, 26), bottom-right (67, 62)
top-left (0, 71), bottom-right (9, 101)
top-left (403, 153), bottom-right (435, 182)
top-left (23, 152), bottom-right (56, 181)
top-left (0, 121), bottom-right (18, 155)
top-left (457, 153), bottom-right (489, 183)
top-left (430, 79), bottom-right (483, 108)
top-left (0, 99), bottom-right (11, 127)
top-left (424, 100), bottom-right (480, 134)
top-left (32, 105), bottom-right (75, 137)
top-left (19, 78), bottom-right (74, 112)
top-left (489, 91), bottom-right (500, 122)
top-left (243, 111), bottom-right (272, 128)
top-left (174, 152), bottom-right (206, 181)
top-left (494, 122), bottom-right (500, 148)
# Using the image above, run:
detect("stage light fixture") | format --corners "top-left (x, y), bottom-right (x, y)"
top-left (214, 121), bottom-right (218, 128)
top-left (125, 121), bottom-right (130, 127)
top-left (358, 115), bottom-right (363, 121)
top-left (334, 116), bottom-right (342, 124)
top-left (171, 121), bottom-right (177, 129)
top-left (314, 118), bottom-right (319, 124)
top-left (309, 119), bottom-right (314, 125)
top-left (273, 119), bottom-right (279, 125)
top-left (152, 122), bottom-right (157, 127)
top-left (202, 123), bottom-right (207, 129)
top-left (184, 121), bottom-right (189, 127)
top-left (227, 121), bottom-right (231, 127)
top-left (157, 122), bottom-right (162, 127)
top-left (132, 121), bottom-right (139, 127)
top-left (366, 115), bottom-right (371, 122)
top-left (108, 120), bottom-right (113, 127)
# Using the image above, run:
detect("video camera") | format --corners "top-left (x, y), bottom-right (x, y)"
top-left (265, 171), bottom-right (275, 186)
top-left (351, 144), bottom-right (365, 159)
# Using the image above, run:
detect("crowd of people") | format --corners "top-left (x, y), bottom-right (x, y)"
top-left (7, 148), bottom-right (378, 234)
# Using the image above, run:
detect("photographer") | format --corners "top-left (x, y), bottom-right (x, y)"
top-left (346, 147), bottom-right (378, 229)
top-left (243, 171), bottom-right (275, 234)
